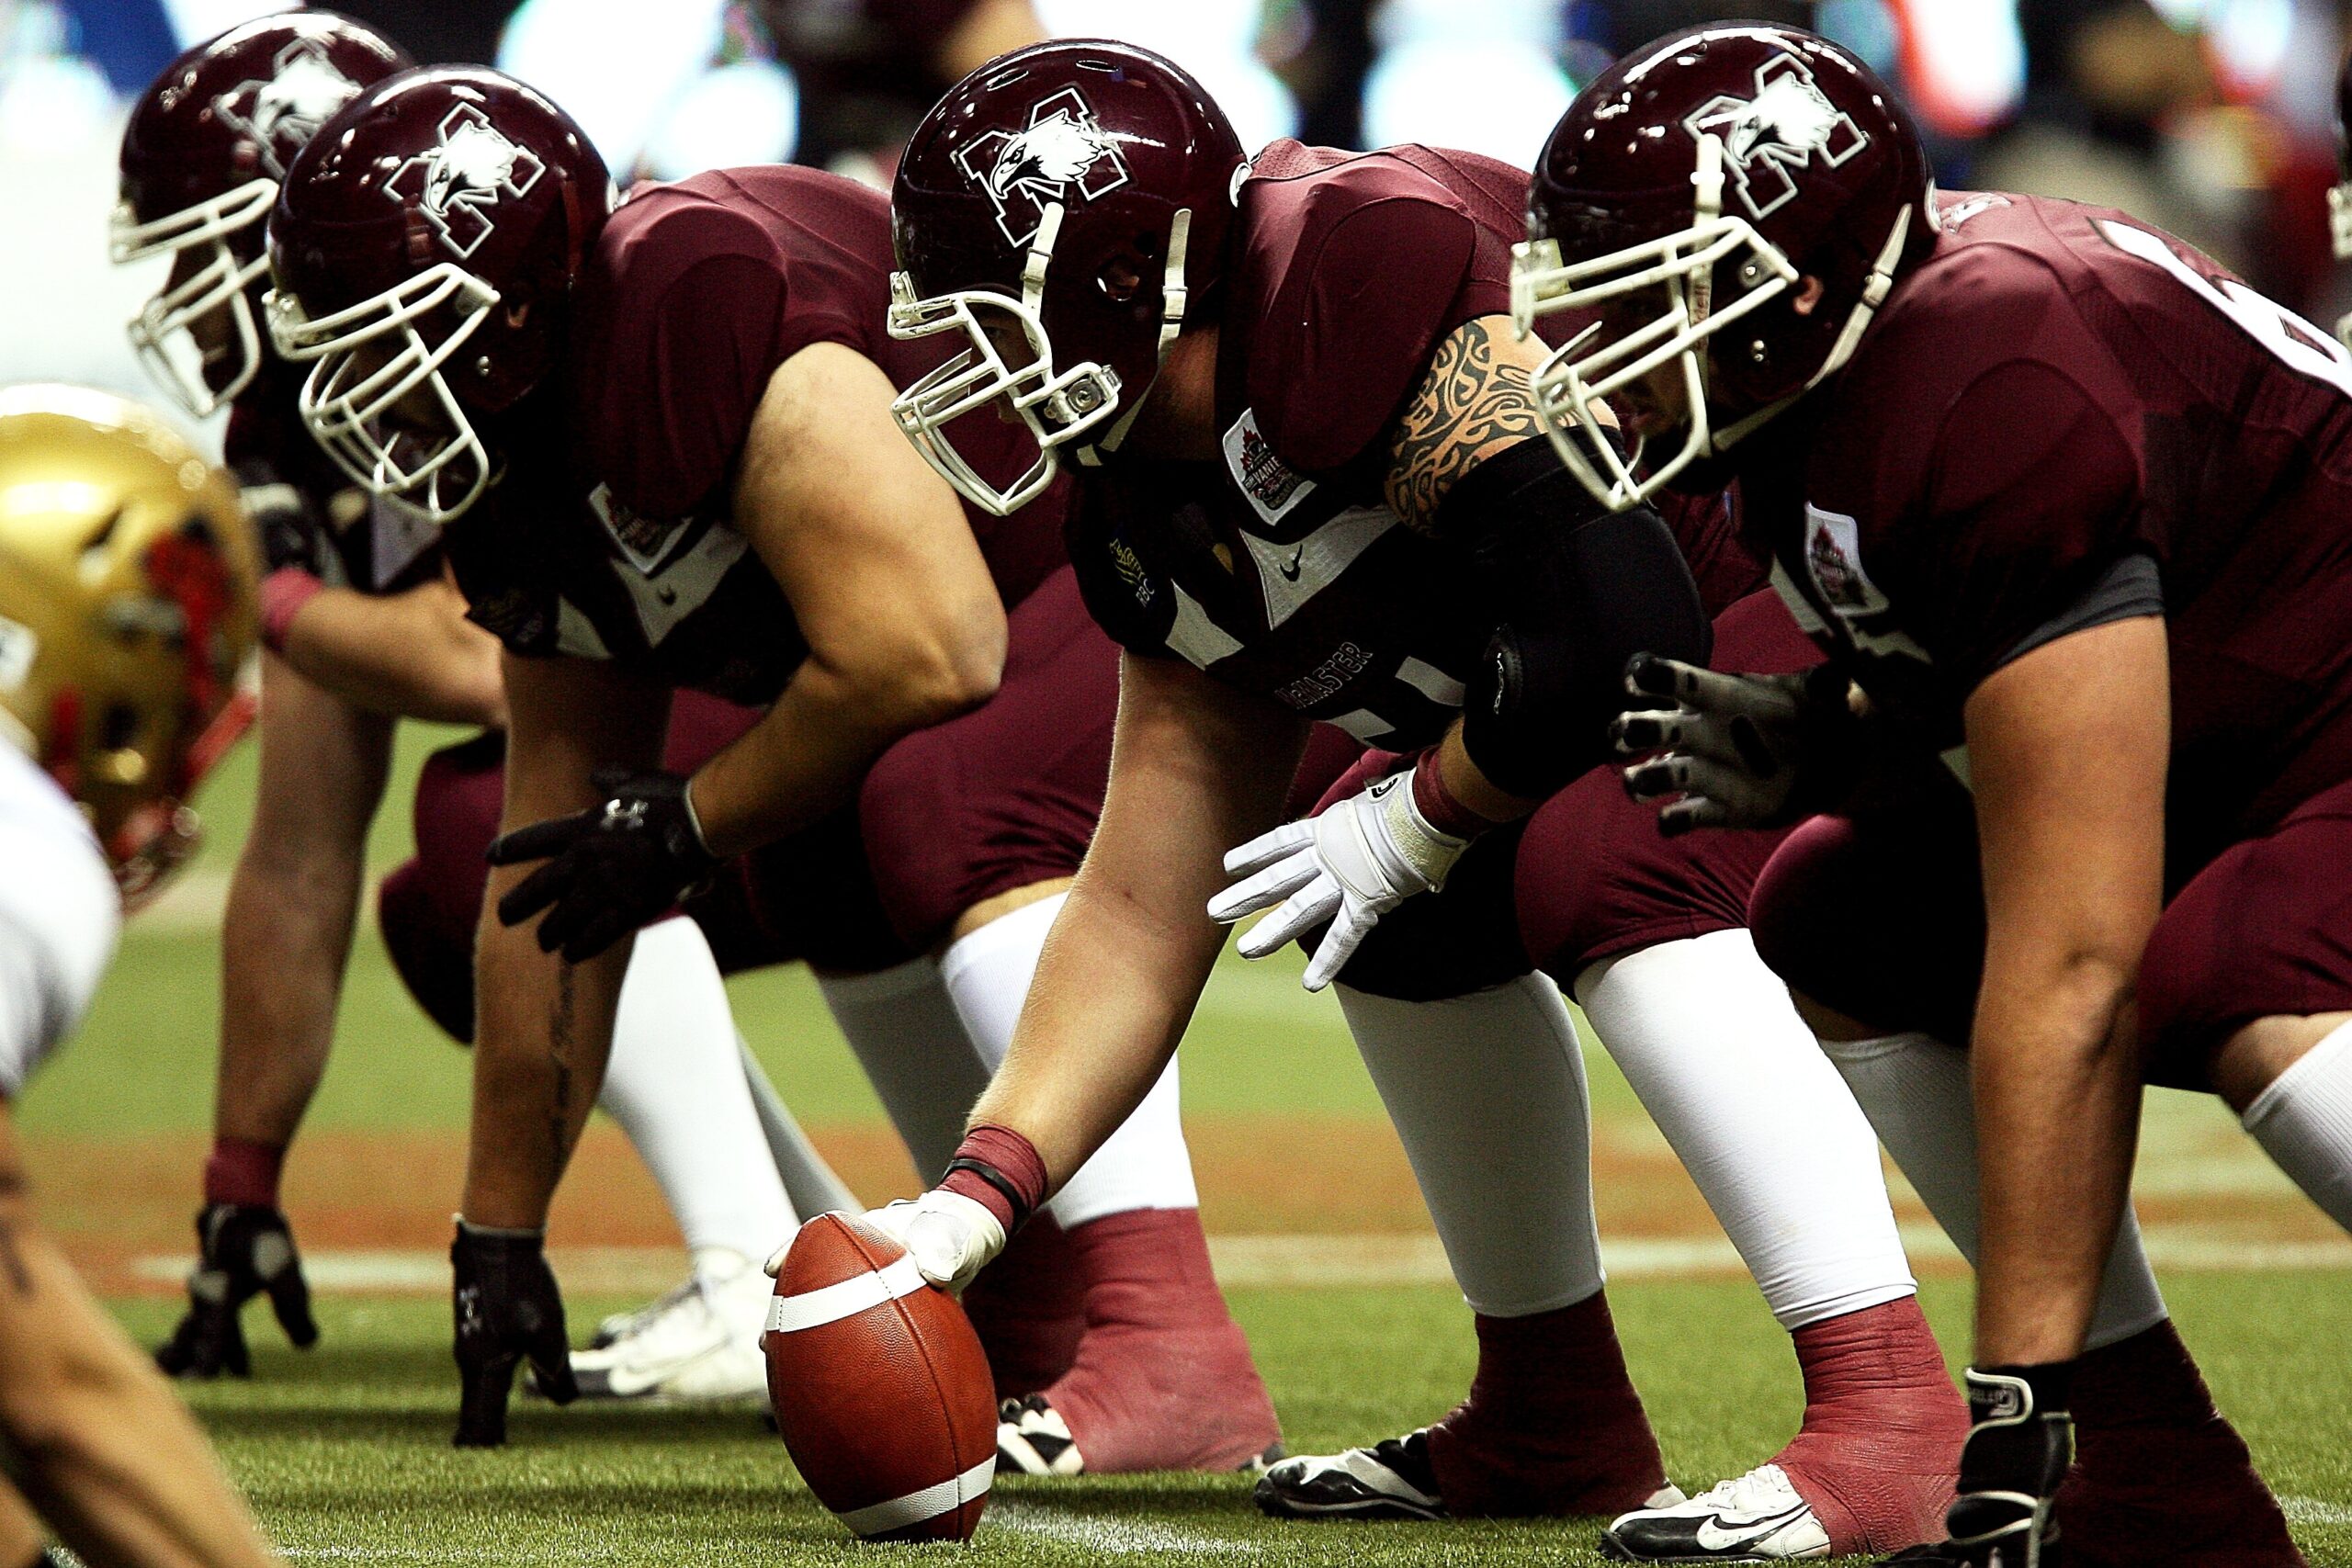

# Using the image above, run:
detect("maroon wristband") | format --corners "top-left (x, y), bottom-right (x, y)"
top-left (1409, 749), bottom-right (1502, 840)
top-left (938, 1123), bottom-right (1050, 1234)
top-left (258, 566), bottom-right (325, 654)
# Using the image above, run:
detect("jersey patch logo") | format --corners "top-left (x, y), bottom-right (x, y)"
top-left (957, 86), bottom-right (1130, 249)
top-left (385, 103), bottom-right (546, 261)
top-left (1683, 52), bottom-right (1866, 221)
top-left (1221, 410), bottom-right (1316, 526)
top-left (1801, 504), bottom-right (1885, 618)
top-left (213, 39), bottom-right (363, 178)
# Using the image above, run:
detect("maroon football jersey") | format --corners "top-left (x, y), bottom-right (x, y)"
top-left (1069, 141), bottom-right (1755, 750)
top-left (448, 164), bottom-right (1066, 704)
top-left (226, 365), bottom-right (442, 594)
top-left (1747, 190), bottom-right (2352, 864)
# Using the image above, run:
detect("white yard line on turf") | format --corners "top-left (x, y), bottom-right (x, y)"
top-left (130, 1222), bottom-right (2352, 1298)
top-left (989, 1501), bottom-right (1261, 1559)
top-left (2284, 1495), bottom-right (2352, 1529)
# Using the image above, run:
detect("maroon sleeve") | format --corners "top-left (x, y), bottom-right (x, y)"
top-left (579, 198), bottom-right (792, 522)
top-left (1893, 356), bottom-right (2143, 689)
top-left (1250, 191), bottom-right (1479, 474)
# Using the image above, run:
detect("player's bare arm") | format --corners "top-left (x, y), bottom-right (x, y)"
top-left (272, 575), bottom-right (505, 730)
top-left (464, 651), bottom-right (668, 1231)
top-left (681, 342), bottom-right (1008, 858)
top-left (1963, 613), bottom-right (2168, 1366)
top-left (968, 654), bottom-right (1307, 1184)
top-left (215, 653), bottom-right (395, 1153)
top-left (0, 1108), bottom-right (280, 1568)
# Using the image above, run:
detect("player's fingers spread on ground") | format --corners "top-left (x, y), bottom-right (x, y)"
top-left (264, 1265), bottom-right (319, 1348)
top-left (527, 1320), bottom-right (577, 1406)
top-left (1235, 876), bottom-right (1340, 960)
top-left (1220, 818), bottom-right (1316, 878)
top-left (484, 812), bottom-right (589, 866)
top-left (1207, 848), bottom-right (1322, 924)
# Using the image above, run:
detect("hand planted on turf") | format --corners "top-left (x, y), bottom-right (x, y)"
top-left (154, 1202), bottom-right (318, 1379)
top-left (451, 1220), bottom-right (577, 1448)
top-left (820, 1191), bottom-right (1005, 1297)
top-left (1207, 767), bottom-right (1468, 993)
top-left (1872, 1366), bottom-right (2073, 1566)
top-left (487, 768), bottom-right (718, 963)
top-left (1612, 656), bottom-right (1864, 836)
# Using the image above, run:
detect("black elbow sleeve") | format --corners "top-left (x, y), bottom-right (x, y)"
top-left (1442, 442), bottom-right (1712, 800)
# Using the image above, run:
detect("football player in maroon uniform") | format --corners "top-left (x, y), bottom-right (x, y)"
top-left (1523, 23), bottom-right (2348, 1566)
top-left (263, 65), bottom-right (1275, 1465)
top-left (877, 39), bottom-right (1978, 1561)
top-left (114, 16), bottom-right (842, 1404)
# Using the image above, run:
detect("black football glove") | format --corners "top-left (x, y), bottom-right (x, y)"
top-left (235, 465), bottom-right (333, 580)
top-left (1875, 1364), bottom-right (2073, 1567)
top-left (451, 1220), bottom-right (577, 1448)
top-left (486, 768), bottom-right (718, 963)
top-left (153, 1202), bottom-right (318, 1379)
top-left (1612, 655), bottom-right (1867, 835)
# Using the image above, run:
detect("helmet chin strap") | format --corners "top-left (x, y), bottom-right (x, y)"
top-left (1084, 205), bottom-right (1193, 463)
top-left (1711, 199), bottom-right (1915, 454)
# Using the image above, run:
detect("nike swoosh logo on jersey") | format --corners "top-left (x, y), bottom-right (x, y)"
top-left (1279, 546), bottom-right (1304, 581)
top-left (1692, 1503), bottom-right (1813, 1552)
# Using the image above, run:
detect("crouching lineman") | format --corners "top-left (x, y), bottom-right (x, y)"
top-left (114, 13), bottom-right (852, 1400)
top-left (0, 385), bottom-right (280, 1568)
top-left (262, 66), bottom-right (1277, 1466)
top-left (874, 39), bottom-right (1973, 1560)
top-left (1528, 24), bottom-right (2345, 1565)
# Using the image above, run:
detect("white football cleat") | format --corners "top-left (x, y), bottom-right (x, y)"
top-left (1601, 1463), bottom-right (1832, 1562)
top-left (561, 1247), bottom-right (771, 1403)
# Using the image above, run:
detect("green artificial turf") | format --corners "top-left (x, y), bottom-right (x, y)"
top-left (107, 1272), bottom-right (2352, 1566)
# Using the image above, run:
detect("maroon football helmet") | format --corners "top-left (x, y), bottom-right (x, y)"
top-left (888, 39), bottom-right (1247, 515)
top-left (112, 11), bottom-right (412, 419)
top-left (1511, 24), bottom-right (1937, 508)
top-left (265, 66), bottom-right (613, 524)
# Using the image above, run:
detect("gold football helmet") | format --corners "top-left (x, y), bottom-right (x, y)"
top-left (0, 385), bottom-right (259, 906)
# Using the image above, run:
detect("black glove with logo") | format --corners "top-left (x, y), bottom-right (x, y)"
top-left (1875, 1363), bottom-right (2074, 1567)
top-left (487, 768), bottom-right (718, 963)
top-left (451, 1220), bottom-right (577, 1448)
top-left (154, 1202), bottom-right (318, 1378)
top-left (1612, 655), bottom-right (1868, 835)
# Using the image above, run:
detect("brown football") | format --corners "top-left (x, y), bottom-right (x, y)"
top-left (764, 1212), bottom-right (997, 1542)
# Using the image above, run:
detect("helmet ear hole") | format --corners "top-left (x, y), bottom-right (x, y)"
top-left (1098, 255), bottom-right (1145, 304)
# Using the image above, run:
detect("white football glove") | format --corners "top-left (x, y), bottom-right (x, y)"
top-left (1207, 767), bottom-right (1469, 993)
top-left (859, 1190), bottom-right (1006, 1296)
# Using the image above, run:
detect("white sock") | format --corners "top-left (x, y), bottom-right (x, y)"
top-left (1336, 976), bottom-right (1603, 1317)
top-left (1820, 1029), bottom-right (2169, 1349)
top-left (600, 918), bottom-right (796, 1264)
top-left (816, 956), bottom-right (989, 1182)
top-left (2242, 1019), bottom-right (2352, 1235)
top-left (940, 892), bottom-right (1199, 1227)
top-left (1577, 930), bottom-right (1917, 1330)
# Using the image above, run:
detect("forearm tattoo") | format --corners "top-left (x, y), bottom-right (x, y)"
top-left (1384, 318), bottom-right (1548, 531)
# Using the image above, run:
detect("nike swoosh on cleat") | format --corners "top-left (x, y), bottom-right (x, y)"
top-left (1692, 1503), bottom-right (1814, 1553)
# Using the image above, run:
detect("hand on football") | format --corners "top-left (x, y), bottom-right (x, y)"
top-left (1208, 767), bottom-right (1469, 992)
top-left (1612, 656), bottom-right (1862, 835)
top-left (846, 1191), bottom-right (1006, 1296)
top-left (153, 1203), bottom-right (319, 1379)
top-left (487, 768), bottom-right (718, 963)
top-left (450, 1221), bottom-right (576, 1448)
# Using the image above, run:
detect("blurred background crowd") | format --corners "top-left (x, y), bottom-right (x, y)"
top-left (6, 0), bottom-right (2351, 445)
